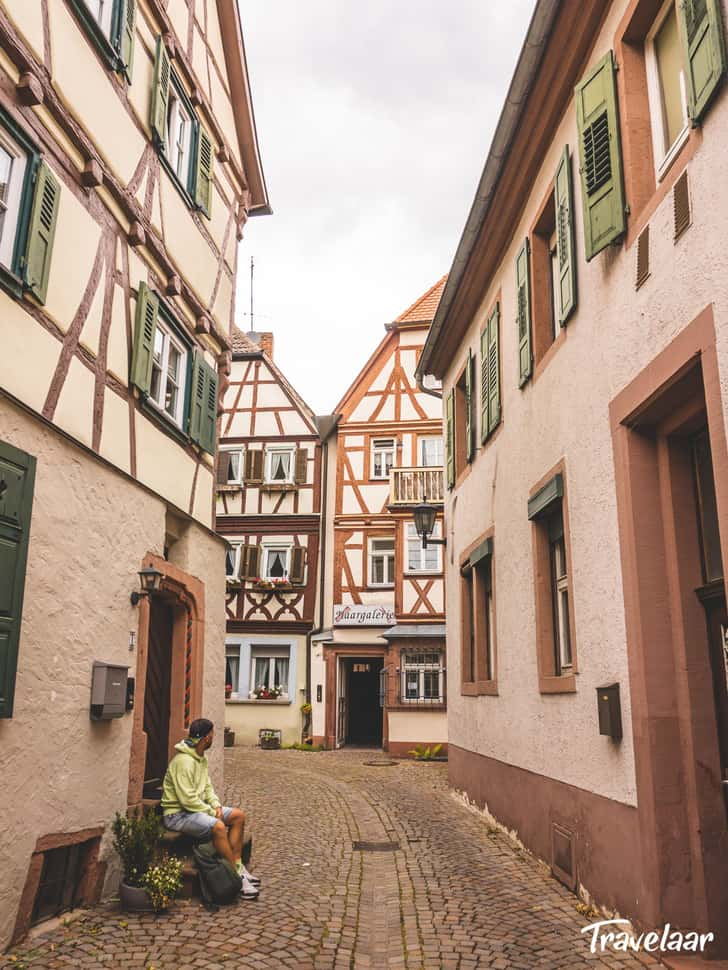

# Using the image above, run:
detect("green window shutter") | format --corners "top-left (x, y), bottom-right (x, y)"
top-left (130, 282), bottom-right (159, 394)
top-left (195, 126), bottom-right (214, 218)
top-left (150, 36), bottom-right (171, 148)
top-left (679, 0), bottom-right (727, 123)
top-left (119, 0), bottom-right (136, 81)
top-left (465, 350), bottom-right (475, 463)
top-left (189, 351), bottom-right (219, 456)
top-left (516, 239), bottom-right (533, 387)
top-left (487, 303), bottom-right (501, 435)
top-left (554, 146), bottom-right (577, 325)
top-left (0, 440), bottom-right (36, 718)
top-left (480, 326), bottom-right (489, 444)
top-left (575, 50), bottom-right (626, 261)
top-left (446, 388), bottom-right (455, 490)
top-left (23, 161), bottom-right (60, 305)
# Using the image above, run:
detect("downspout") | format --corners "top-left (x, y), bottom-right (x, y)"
top-left (416, 372), bottom-right (443, 400)
top-left (306, 425), bottom-right (332, 703)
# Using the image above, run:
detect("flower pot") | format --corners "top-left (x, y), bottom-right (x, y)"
top-left (260, 738), bottom-right (280, 750)
top-left (120, 881), bottom-right (155, 912)
top-left (224, 730), bottom-right (235, 747)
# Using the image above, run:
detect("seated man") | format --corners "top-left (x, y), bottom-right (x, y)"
top-left (161, 718), bottom-right (260, 899)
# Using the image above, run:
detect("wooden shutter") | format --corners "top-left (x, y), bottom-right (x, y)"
top-left (130, 282), bottom-right (158, 394)
top-left (0, 440), bottom-right (36, 718)
top-left (216, 450), bottom-right (230, 485)
top-left (150, 36), bottom-right (171, 148)
top-left (487, 304), bottom-right (501, 436)
top-left (464, 351), bottom-right (475, 463)
top-left (244, 450), bottom-right (264, 484)
top-left (294, 448), bottom-right (308, 485)
top-left (195, 126), bottom-right (214, 218)
top-left (240, 544), bottom-right (261, 581)
top-left (188, 352), bottom-right (218, 456)
top-left (516, 240), bottom-right (532, 387)
top-left (575, 51), bottom-right (626, 261)
top-left (290, 546), bottom-right (306, 585)
top-left (445, 388), bottom-right (455, 490)
top-left (480, 326), bottom-right (489, 444)
top-left (554, 146), bottom-right (577, 325)
top-left (679, 0), bottom-right (726, 123)
top-left (23, 162), bottom-right (60, 305)
top-left (120, 0), bottom-right (136, 81)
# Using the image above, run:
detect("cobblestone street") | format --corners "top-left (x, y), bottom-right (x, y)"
top-left (4, 749), bottom-right (659, 970)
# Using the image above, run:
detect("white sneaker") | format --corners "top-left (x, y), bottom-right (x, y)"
top-left (242, 865), bottom-right (261, 885)
top-left (240, 876), bottom-right (259, 899)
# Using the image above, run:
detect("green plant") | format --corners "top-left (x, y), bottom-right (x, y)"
top-left (111, 810), bottom-right (162, 887)
top-left (141, 856), bottom-right (183, 911)
top-left (283, 741), bottom-right (324, 751)
top-left (408, 743), bottom-right (444, 761)
top-left (300, 702), bottom-right (312, 715)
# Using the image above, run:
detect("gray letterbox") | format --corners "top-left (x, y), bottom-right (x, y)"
top-left (596, 683), bottom-right (622, 740)
top-left (90, 661), bottom-right (129, 720)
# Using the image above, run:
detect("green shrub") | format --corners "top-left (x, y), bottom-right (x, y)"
top-left (141, 856), bottom-right (183, 911)
top-left (408, 743), bottom-right (444, 761)
top-left (111, 810), bottom-right (162, 887)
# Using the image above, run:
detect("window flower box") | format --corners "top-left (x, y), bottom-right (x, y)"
top-left (259, 729), bottom-right (282, 750)
top-left (253, 685), bottom-right (283, 700)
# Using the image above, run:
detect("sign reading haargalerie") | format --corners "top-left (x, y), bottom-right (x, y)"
top-left (333, 604), bottom-right (395, 627)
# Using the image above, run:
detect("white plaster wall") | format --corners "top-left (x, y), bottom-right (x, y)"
top-left (442, 0), bottom-right (728, 809)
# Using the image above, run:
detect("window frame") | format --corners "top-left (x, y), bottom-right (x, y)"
top-left (419, 435), bottom-right (444, 468)
top-left (405, 521), bottom-right (442, 574)
top-left (250, 645), bottom-right (291, 698)
top-left (225, 541), bottom-right (242, 582)
top-left (220, 445), bottom-right (244, 486)
top-left (159, 73), bottom-right (199, 204)
top-left (400, 651), bottom-right (445, 704)
top-left (645, 0), bottom-right (690, 181)
top-left (0, 108), bottom-right (39, 300)
top-left (225, 646), bottom-right (241, 698)
top-left (147, 311), bottom-right (190, 430)
top-left (264, 444), bottom-right (296, 485)
top-left (0, 127), bottom-right (29, 274)
top-left (67, 0), bottom-right (128, 74)
top-left (262, 543), bottom-right (292, 581)
top-left (369, 536), bottom-right (395, 588)
top-left (371, 438), bottom-right (396, 480)
top-left (460, 533), bottom-right (497, 695)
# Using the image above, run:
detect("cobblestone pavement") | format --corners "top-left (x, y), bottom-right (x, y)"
top-left (4, 748), bottom-right (661, 970)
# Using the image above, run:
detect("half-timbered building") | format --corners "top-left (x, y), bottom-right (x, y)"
top-left (217, 328), bottom-right (325, 746)
top-left (0, 0), bottom-right (267, 946)
top-left (311, 280), bottom-right (448, 755)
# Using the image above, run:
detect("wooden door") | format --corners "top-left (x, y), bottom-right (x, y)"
top-left (143, 600), bottom-right (174, 793)
top-left (699, 582), bottom-right (728, 820)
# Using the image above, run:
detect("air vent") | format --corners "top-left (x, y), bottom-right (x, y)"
top-left (551, 822), bottom-right (576, 890)
top-left (353, 841), bottom-right (400, 852)
top-left (583, 111), bottom-right (611, 196)
top-left (636, 226), bottom-right (650, 289)
top-left (674, 171), bottom-right (691, 240)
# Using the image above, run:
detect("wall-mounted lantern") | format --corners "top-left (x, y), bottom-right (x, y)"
top-left (412, 497), bottom-right (446, 550)
top-left (130, 566), bottom-right (164, 605)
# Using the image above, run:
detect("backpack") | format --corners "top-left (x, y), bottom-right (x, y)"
top-left (192, 841), bottom-right (242, 907)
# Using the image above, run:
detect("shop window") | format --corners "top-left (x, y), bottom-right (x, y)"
top-left (400, 651), bottom-right (444, 704)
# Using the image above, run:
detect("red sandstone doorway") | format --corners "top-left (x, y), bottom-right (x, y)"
top-left (142, 599), bottom-right (174, 798)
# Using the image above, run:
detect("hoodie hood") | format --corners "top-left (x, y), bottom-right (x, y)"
top-left (174, 739), bottom-right (206, 761)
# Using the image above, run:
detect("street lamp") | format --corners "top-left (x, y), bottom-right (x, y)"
top-left (412, 496), bottom-right (446, 550)
top-left (130, 566), bottom-right (164, 605)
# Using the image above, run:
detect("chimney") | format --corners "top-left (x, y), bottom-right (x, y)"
top-left (246, 331), bottom-right (274, 359)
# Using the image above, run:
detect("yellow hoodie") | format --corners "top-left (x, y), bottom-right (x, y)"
top-left (160, 739), bottom-right (221, 816)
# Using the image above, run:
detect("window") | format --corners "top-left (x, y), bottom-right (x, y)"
top-left (225, 542), bottom-right (241, 580)
top-left (646, 0), bottom-right (689, 177)
top-left (406, 522), bottom-right (441, 573)
top-left (372, 439), bottom-right (396, 479)
top-left (0, 131), bottom-right (28, 270)
top-left (452, 355), bottom-right (474, 479)
top-left (263, 545), bottom-right (291, 580)
top-left (166, 85), bottom-right (193, 186)
top-left (251, 647), bottom-right (290, 696)
top-left (528, 471), bottom-right (576, 691)
top-left (692, 429), bottom-right (724, 583)
top-left (369, 537), bottom-right (395, 586)
top-left (265, 446), bottom-right (295, 484)
top-left (420, 436), bottom-right (443, 467)
top-left (401, 652), bottom-right (444, 704)
top-left (81, 0), bottom-right (114, 39)
top-left (32, 841), bottom-right (94, 925)
top-left (460, 536), bottom-right (496, 692)
top-left (549, 231), bottom-right (559, 343)
top-left (68, 0), bottom-right (135, 77)
top-left (219, 447), bottom-right (243, 486)
top-left (148, 316), bottom-right (188, 428)
top-left (225, 646), bottom-right (240, 696)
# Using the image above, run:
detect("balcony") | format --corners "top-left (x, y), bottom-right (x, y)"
top-left (389, 466), bottom-right (444, 506)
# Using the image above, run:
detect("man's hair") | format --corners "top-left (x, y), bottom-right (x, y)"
top-left (188, 718), bottom-right (214, 740)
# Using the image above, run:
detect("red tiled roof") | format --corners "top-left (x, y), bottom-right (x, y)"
top-left (394, 275), bottom-right (447, 324)
top-left (231, 326), bottom-right (260, 354)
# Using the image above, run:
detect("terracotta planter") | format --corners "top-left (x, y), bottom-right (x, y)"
top-left (120, 881), bottom-right (155, 912)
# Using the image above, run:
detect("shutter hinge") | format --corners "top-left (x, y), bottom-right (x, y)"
top-left (624, 204), bottom-right (631, 215)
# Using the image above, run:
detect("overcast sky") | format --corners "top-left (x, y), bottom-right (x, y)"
top-left (235, 2), bottom-right (536, 414)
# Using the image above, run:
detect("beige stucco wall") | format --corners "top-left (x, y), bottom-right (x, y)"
top-left (388, 711), bottom-right (447, 745)
top-left (441, 0), bottom-right (728, 809)
top-left (0, 398), bottom-right (225, 947)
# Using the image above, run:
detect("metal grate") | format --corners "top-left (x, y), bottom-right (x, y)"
top-left (674, 171), bottom-right (691, 240)
top-left (636, 226), bottom-right (650, 289)
top-left (353, 841), bottom-right (400, 852)
top-left (583, 111), bottom-right (611, 196)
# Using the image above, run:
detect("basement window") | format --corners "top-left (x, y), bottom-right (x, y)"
top-left (32, 842), bottom-right (90, 925)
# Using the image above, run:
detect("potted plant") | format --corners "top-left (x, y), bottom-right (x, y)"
top-left (112, 809), bottom-right (163, 912)
top-left (140, 856), bottom-right (183, 912)
top-left (253, 685), bottom-right (282, 700)
top-left (225, 682), bottom-right (233, 699)
top-left (259, 728), bottom-right (282, 750)
top-left (224, 726), bottom-right (235, 747)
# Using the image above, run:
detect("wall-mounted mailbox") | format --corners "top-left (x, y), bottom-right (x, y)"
top-left (596, 683), bottom-right (622, 739)
top-left (125, 676), bottom-right (135, 712)
top-left (90, 661), bottom-right (129, 720)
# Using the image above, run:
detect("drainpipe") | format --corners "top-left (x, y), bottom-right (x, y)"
top-left (306, 417), bottom-right (336, 704)
top-left (416, 372), bottom-right (443, 400)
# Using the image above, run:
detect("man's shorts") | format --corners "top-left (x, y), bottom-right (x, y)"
top-left (162, 806), bottom-right (235, 839)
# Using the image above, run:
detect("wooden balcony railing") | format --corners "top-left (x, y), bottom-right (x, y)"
top-left (389, 466), bottom-right (444, 506)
